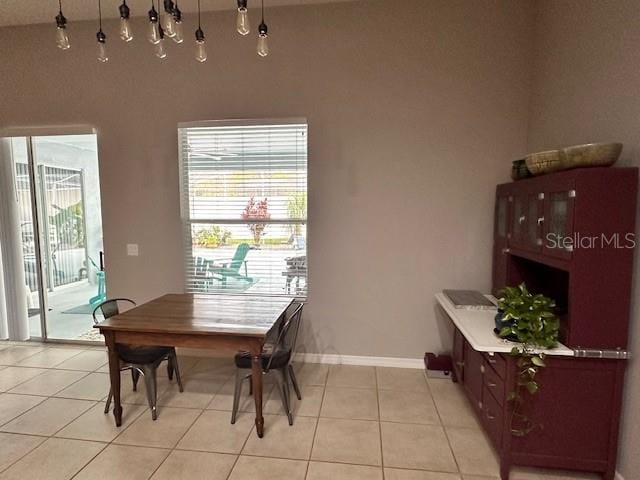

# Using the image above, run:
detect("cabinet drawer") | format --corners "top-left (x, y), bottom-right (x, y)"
top-left (482, 385), bottom-right (504, 450)
top-left (483, 352), bottom-right (506, 379)
top-left (483, 360), bottom-right (505, 406)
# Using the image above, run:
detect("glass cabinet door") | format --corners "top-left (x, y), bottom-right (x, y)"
top-left (511, 195), bottom-right (525, 246)
top-left (526, 193), bottom-right (543, 251)
top-left (544, 190), bottom-right (575, 258)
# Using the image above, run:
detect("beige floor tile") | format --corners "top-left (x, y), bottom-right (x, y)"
top-left (446, 427), bottom-right (500, 476)
top-left (292, 362), bottom-right (329, 386)
top-left (177, 409), bottom-right (254, 454)
top-left (228, 455), bottom-right (307, 480)
top-left (55, 350), bottom-right (108, 371)
top-left (0, 367), bottom-right (47, 392)
top-left (0, 437), bottom-right (105, 480)
top-left (462, 476), bottom-right (499, 480)
top-left (320, 387), bottom-right (379, 420)
top-left (429, 379), bottom-right (481, 429)
top-left (74, 444), bottom-right (169, 480)
top-left (242, 414), bottom-right (317, 460)
top-left (54, 372), bottom-right (110, 401)
top-left (1, 397), bottom-right (95, 436)
top-left (386, 469), bottom-right (462, 480)
top-left (187, 357), bottom-right (236, 378)
top-left (113, 406), bottom-right (200, 449)
top-left (0, 346), bottom-right (45, 366)
top-left (308, 461), bottom-right (384, 480)
top-left (8, 369), bottom-right (88, 396)
top-left (158, 376), bottom-right (227, 409)
top-left (0, 433), bottom-right (45, 472)
top-left (327, 365), bottom-right (377, 389)
top-left (264, 384), bottom-right (324, 417)
top-left (151, 450), bottom-right (237, 480)
top-left (207, 377), bottom-right (273, 412)
top-left (311, 418), bottom-right (381, 466)
top-left (378, 389), bottom-right (440, 425)
top-left (0, 393), bottom-right (46, 425)
top-left (160, 356), bottom-right (201, 377)
top-left (56, 402), bottom-right (146, 442)
top-left (376, 367), bottom-right (430, 392)
top-left (16, 348), bottom-right (84, 368)
top-left (381, 422), bottom-right (457, 472)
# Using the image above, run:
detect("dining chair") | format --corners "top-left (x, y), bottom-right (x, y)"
top-left (231, 302), bottom-right (304, 426)
top-left (93, 298), bottom-right (184, 420)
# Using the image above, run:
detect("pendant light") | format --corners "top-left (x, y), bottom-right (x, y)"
top-left (257, 0), bottom-right (269, 57)
top-left (148, 0), bottom-right (161, 44)
top-left (236, 0), bottom-right (250, 35)
top-left (55, 0), bottom-right (70, 50)
top-left (119, 1), bottom-right (133, 42)
top-left (162, 0), bottom-right (177, 38)
top-left (154, 0), bottom-right (168, 58)
top-left (172, 0), bottom-right (184, 44)
top-left (194, 0), bottom-right (207, 62)
top-left (96, 0), bottom-right (108, 62)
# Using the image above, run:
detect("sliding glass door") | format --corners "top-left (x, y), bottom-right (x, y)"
top-left (4, 134), bottom-right (105, 342)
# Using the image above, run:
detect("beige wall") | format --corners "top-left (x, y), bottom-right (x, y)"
top-left (528, 1), bottom-right (640, 476)
top-left (0, 0), bottom-right (533, 359)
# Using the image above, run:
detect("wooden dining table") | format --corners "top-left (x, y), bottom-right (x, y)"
top-left (95, 293), bottom-right (295, 438)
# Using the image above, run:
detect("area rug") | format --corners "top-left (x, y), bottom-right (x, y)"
top-left (62, 303), bottom-right (96, 315)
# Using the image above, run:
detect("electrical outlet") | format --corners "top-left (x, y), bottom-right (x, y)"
top-left (126, 244), bottom-right (139, 256)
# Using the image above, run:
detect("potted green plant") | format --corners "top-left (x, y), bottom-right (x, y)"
top-left (496, 283), bottom-right (560, 436)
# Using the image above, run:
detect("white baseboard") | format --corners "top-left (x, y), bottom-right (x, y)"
top-left (293, 352), bottom-right (424, 369)
top-left (615, 472), bottom-right (624, 480)
top-left (176, 348), bottom-right (424, 369)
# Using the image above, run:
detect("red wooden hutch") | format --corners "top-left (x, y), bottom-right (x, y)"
top-left (448, 167), bottom-right (637, 479)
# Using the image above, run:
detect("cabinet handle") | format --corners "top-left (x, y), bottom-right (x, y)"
top-left (501, 248), bottom-right (510, 255)
top-left (456, 361), bottom-right (465, 368)
top-left (537, 192), bottom-right (545, 200)
top-left (486, 357), bottom-right (497, 365)
top-left (487, 381), bottom-right (497, 388)
top-left (568, 190), bottom-right (576, 198)
top-left (537, 216), bottom-right (545, 225)
top-left (486, 411), bottom-right (496, 420)
top-left (518, 215), bottom-right (526, 224)
top-left (566, 245), bottom-right (574, 252)
top-left (478, 401), bottom-right (483, 409)
top-left (480, 365), bottom-right (485, 374)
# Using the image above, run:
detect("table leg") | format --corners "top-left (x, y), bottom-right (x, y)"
top-left (105, 331), bottom-right (122, 427)
top-left (251, 353), bottom-right (264, 438)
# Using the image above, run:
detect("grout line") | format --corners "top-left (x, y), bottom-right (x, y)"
top-left (305, 382), bottom-right (326, 479)
top-left (374, 367), bottom-right (385, 480)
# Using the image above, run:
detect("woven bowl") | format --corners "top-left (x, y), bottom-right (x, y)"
top-left (561, 142), bottom-right (622, 170)
top-left (525, 149), bottom-right (566, 176)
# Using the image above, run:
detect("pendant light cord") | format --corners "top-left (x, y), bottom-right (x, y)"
top-left (261, 0), bottom-right (264, 23)
top-left (59, 0), bottom-right (63, 14)
top-left (98, 0), bottom-right (102, 30)
top-left (197, 0), bottom-right (202, 28)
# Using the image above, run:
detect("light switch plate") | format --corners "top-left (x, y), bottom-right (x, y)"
top-left (126, 244), bottom-right (139, 256)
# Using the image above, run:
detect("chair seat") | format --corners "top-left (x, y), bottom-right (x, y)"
top-left (234, 348), bottom-right (291, 370)
top-left (116, 344), bottom-right (173, 364)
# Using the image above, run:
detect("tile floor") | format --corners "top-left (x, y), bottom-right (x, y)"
top-left (0, 341), bottom-right (600, 480)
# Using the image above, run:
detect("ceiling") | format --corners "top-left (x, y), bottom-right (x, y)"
top-left (0, 0), bottom-right (356, 27)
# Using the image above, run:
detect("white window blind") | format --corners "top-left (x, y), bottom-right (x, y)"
top-left (179, 119), bottom-right (308, 297)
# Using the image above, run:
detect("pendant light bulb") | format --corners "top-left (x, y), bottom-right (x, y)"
top-left (236, 0), bottom-right (250, 35)
top-left (119, 1), bottom-right (133, 42)
top-left (195, 28), bottom-right (207, 63)
top-left (257, 22), bottom-right (269, 57)
top-left (55, 1), bottom-right (70, 50)
top-left (172, 3), bottom-right (184, 43)
top-left (155, 23), bottom-right (167, 58)
top-left (97, 31), bottom-right (108, 62)
top-left (148, 4), bottom-right (161, 44)
top-left (162, 0), bottom-right (177, 38)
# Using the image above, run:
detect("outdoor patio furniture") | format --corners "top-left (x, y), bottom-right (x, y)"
top-left (207, 242), bottom-right (253, 287)
top-left (282, 255), bottom-right (307, 294)
top-left (88, 256), bottom-right (106, 306)
top-left (92, 298), bottom-right (183, 420)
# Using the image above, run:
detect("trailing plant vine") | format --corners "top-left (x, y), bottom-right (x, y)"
top-left (496, 283), bottom-right (560, 436)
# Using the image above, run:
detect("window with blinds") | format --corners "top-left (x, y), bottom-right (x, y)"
top-left (179, 119), bottom-right (308, 297)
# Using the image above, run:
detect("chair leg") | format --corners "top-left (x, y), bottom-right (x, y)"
top-left (131, 369), bottom-right (140, 392)
top-left (231, 370), bottom-right (244, 425)
top-left (142, 365), bottom-right (158, 421)
top-left (167, 356), bottom-right (174, 381)
top-left (288, 364), bottom-right (302, 400)
top-left (277, 369), bottom-right (293, 426)
top-left (104, 388), bottom-right (112, 414)
top-left (170, 351), bottom-right (184, 393)
top-left (248, 375), bottom-right (253, 396)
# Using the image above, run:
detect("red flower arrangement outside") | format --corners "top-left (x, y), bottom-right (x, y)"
top-left (241, 197), bottom-right (271, 245)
